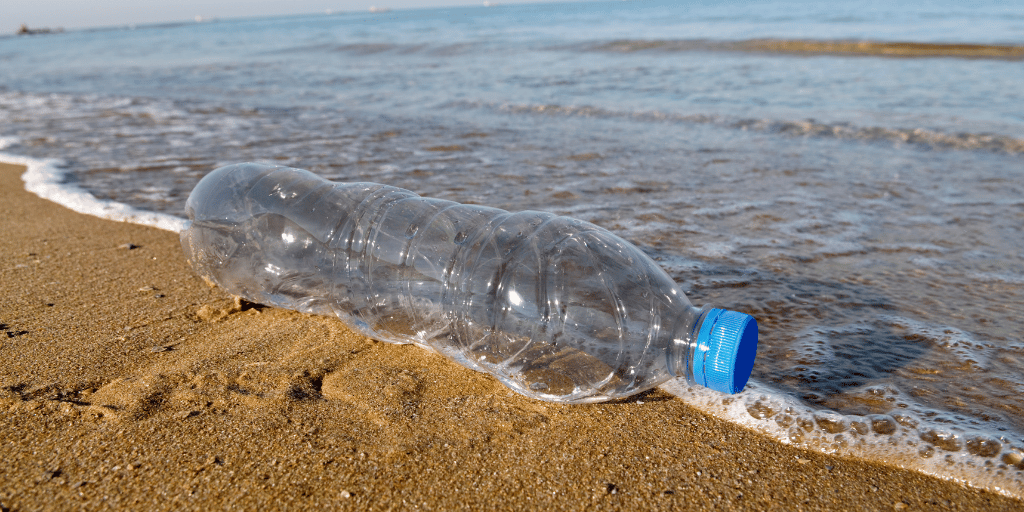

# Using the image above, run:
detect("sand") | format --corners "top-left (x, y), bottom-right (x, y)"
top-left (598, 39), bottom-right (1024, 60)
top-left (1, 162), bottom-right (1020, 510)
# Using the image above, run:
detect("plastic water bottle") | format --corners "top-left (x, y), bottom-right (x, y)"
top-left (180, 163), bottom-right (758, 403)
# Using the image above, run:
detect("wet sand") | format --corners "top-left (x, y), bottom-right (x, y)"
top-left (1, 162), bottom-right (1020, 510)
top-left (597, 39), bottom-right (1024, 60)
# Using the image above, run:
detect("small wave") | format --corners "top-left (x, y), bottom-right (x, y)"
top-left (269, 42), bottom-right (477, 56)
top-left (661, 379), bottom-right (1024, 499)
top-left (591, 39), bottom-right (1024, 61)
top-left (463, 101), bottom-right (1024, 153)
top-left (0, 152), bottom-right (186, 233)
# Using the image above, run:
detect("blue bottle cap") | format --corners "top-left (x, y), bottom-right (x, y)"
top-left (693, 309), bottom-right (758, 394)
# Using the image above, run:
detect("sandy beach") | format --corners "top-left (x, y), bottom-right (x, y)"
top-left (1, 161), bottom-right (1020, 510)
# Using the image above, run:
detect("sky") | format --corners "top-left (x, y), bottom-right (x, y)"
top-left (2, 0), bottom-right (555, 33)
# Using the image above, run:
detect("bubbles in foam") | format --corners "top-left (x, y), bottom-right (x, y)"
top-left (790, 326), bottom-right (841, 366)
top-left (662, 379), bottom-right (1024, 499)
top-left (885, 316), bottom-right (994, 370)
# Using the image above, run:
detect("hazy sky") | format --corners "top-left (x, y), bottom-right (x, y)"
top-left (3, 0), bottom-right (554, 33)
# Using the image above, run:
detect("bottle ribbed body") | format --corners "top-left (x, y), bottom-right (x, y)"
top-left (181, 163), bottom-right (705, 403)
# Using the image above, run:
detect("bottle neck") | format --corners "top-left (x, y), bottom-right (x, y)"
top-left (669, 304), bottom-right (716, 383)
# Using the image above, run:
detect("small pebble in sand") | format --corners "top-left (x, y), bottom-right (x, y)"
top-left (118, 243), bottom-right (139, 250)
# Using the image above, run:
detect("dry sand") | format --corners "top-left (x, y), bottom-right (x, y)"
top-left (1, 162), bottom-right (1021, 510)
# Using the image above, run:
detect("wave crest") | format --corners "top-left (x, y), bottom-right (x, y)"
top-left (476, 102), bottom-right (1024, 153)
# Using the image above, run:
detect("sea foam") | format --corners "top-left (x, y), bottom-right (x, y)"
top-left (0, 152), bottom-right (186, 233)
top-left (661, 379), bottom-right (1024, 499)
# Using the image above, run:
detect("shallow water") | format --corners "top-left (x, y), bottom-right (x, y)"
top-left (2, 0), bottom-right (1023, 497)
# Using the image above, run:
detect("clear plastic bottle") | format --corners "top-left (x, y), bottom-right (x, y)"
top-left (180, 163), bottom-right (758, 403)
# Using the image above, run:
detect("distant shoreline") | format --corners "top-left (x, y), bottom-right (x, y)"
top-left (15, 23), bottom-right (64, 36)
top-left (595, 38), bottom-right (1024, 60)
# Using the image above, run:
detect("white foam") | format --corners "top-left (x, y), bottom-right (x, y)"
top-left (884, 315), bottom-right (995, 368)
top-left (691, 241), bottom-right (737, 259)
top-left (0, 153), bottom-right (187, 233)
top-left (660, 378), bottom-right (1024, 499)
top-left (970, 272), bottom-right (1024, 285)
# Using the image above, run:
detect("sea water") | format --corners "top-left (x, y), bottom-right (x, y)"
top-left (1, 0), bottom-right (1022, 497)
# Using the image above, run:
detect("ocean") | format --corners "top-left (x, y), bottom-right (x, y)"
top-left (1, 0), bottom-right (1023, 497)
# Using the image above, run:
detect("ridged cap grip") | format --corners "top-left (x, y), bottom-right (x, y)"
top-left (694, 309), bottom-right (758, 394)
